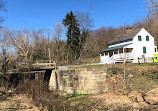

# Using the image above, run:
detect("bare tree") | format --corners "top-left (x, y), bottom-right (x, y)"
top-left (11, 29), bottom-right (32, 63)
top-left (0, 28), bottom-right (13, 72)
top-left (52, 22), bottom-right (66, 65)
top-left (0, 0), bottom-right (6, 27)
top-left (53, 23), bottom-right (63, 42)
top-left (0, 28), bottom-right (12, 53)
top-left (146, 0), bottom-right (158, 16)
top-left (31, 29), bottom-right (50, 61)
top-left (53, 22), bottom-right (64, 57)
top-left (75, 12), bottom-right (93, 60)
top-left (82, 27), bottom-right (123, 59)
top-left (75, 11), bottom-right (93, 30)
top-left (88, 0), bottom-right (92, 11)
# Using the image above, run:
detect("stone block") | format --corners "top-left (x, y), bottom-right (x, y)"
top-left (67, 87), bottom-right (74, 94)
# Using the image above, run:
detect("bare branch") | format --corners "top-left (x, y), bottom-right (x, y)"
top-left (88, 0), bottom-right (92, 11)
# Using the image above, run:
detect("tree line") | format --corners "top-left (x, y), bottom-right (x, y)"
top-left (1, 0), bottom-right (158, 69)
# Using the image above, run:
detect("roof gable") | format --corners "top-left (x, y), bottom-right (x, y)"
top-left (108, 28), bottom-right (142, 45)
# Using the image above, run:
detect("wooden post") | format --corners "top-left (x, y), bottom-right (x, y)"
top-left (153, 57), bottom-right (154, 63)
top-left (54, 61), bottom-right (56, 68)
top-left (144, 57), bottom-right (145, 63)
top-left (138, 57), bottom-right (140, 65)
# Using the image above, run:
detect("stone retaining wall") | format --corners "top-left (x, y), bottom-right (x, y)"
top-left (49, 68), bottom-right (113, 94)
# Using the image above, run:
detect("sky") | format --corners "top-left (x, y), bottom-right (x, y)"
top-left (2, 0), bottom-right (147, 31)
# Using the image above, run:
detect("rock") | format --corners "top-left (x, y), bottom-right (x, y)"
top-left (144, 88), bottom-right (158, 105)
top-left (128, 74), bottom-right (133, 78)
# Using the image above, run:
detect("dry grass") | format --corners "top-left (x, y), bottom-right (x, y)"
top-left (14, 80), bottom-right (108, 111)
top-left (0, 88), bottom-right (39, 111)
top-left (14, 80), bottom-right (72, 111)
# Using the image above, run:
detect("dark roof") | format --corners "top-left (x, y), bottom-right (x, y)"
top-left (101, 43), bottom-right (132, 52)
top-left (108, 28), bottom-right (141, 45)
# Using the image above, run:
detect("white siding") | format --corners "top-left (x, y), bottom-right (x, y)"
top-left (100, 55), bottom-right (109, 63)
top-left (132, 28), bottom-right (157, 59)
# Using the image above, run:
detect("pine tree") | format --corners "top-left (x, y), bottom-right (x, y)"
top-left (62, 11), bottom-right (80, 61)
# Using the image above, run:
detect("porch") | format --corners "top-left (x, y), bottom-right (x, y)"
top-left (100, 43), bottom-right (134, 64)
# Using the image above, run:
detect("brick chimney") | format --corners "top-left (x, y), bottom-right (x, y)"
top-left (125, 27), bottom-right (133, 34)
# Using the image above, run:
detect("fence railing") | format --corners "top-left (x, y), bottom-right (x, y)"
top-left (16, 60), bottom-right (56, 68)
top-left (32, 60), bottom-right (56, 68)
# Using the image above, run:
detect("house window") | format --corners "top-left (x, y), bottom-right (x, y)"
top-left (143, 47), bottom-right (146, 54)
top-left (138, 36), bottom-right (141, 41)
top-left (146, 36), bottom-right (149, 41)
top-left (155, 48), bottom-right (157, 52)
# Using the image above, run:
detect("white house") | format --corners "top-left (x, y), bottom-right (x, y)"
top-left (100, 28), bottom-right (157, 64)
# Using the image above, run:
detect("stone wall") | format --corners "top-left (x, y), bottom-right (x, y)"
top-left (49, 68), bottom-right (115, 94)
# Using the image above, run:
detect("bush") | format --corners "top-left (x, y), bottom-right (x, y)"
top-left (14, 80), bottom-right (72, 111)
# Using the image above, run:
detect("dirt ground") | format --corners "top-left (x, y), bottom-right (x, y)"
top-left (91, 88), bottom-right (158, 110)
top-left (1, 87), bottom-right (158, 111)
top-left (0, 88), bottom-right (39, 111)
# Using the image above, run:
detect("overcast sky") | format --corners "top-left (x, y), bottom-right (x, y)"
top-left (3, 0), bottom-right (147, 30)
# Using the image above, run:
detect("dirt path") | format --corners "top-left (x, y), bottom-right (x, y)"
top-left (0, 89), bottom-right (39, 111)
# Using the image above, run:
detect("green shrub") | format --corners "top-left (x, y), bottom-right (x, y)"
top-left (65, 94), bottom-right (90, 99)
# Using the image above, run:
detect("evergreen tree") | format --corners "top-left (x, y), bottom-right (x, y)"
top-left (62, 11), bottom-right (80, 61)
